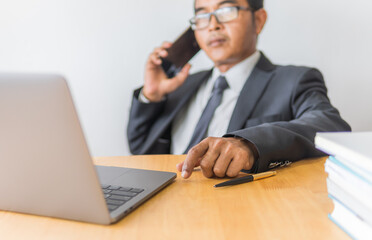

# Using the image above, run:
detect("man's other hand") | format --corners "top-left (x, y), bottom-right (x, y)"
top-left (143, 42), bottom-right (191, 102)
top-left (176, 137), bottom-right (255, 179)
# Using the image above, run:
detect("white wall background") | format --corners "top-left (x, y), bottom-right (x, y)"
top-left (1, 0), bottom-right (371, 157)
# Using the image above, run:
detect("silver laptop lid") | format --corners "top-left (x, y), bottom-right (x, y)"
top-left (0, 73), bottom-right (111, 224)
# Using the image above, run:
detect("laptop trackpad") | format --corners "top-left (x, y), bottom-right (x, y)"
top-left (95, 165), bottom-right (131, 184)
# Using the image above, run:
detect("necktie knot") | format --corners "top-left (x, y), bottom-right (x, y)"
top-left (213, 76), bottom-right (229, 93)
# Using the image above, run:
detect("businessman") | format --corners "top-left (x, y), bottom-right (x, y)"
top-left (127, 0), bottom-right (351, 179)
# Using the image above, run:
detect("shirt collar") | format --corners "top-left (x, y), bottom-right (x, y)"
top-left (211, 51), bottom-right (261, 93)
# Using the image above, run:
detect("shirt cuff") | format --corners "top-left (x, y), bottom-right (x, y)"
top-left (138, 89), bottom-right (151, 103)
top-left (138, 89), bottom-right (166, 103)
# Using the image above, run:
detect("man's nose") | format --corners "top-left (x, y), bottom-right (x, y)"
top-left (208, 14), bottom-right (222, 31)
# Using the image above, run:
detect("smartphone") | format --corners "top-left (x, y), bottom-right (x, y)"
top-left (161, 27), bottom-right (200, 78)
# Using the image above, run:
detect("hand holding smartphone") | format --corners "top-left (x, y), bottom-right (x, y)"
top-left (161, 27), bottom-right (200, 78)
top-left (142, 27), bottom-right (200, 102)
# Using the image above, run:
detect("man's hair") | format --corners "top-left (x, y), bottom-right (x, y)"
top-left (247, 0), bottom-right (264, 11)
top-left (193, 0), bottom-right (264, 12)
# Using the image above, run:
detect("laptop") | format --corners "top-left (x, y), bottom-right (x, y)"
top-left (0, 73), bottom-right (176, 225)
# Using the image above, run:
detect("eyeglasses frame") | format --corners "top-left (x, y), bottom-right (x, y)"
top-left (189, 6), bottom-right (254, 30)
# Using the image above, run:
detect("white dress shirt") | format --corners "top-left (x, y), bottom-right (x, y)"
top-left (170, 51), bottom-right (260, 154)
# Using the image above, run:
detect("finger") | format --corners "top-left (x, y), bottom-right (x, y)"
top-left (213, 140), bottom-right (243, 177)
top-left (177, 156), bottom-right (203, 172)
top-left (151, 47), bottom-right (163, 57)
top-left (176, 162), bottom-right (183, 172)
top-left (199, 146), bottom-right (220, 178)
top-left (151, 46), bottom-right (168, 58)
top-left (149, 53), bottom-right (162, 65)
top-left (158, 49), bottom-right (168, 58)
top-left (148, 47), bottom-right (168, 65)
top-left (182, 140), bottom-right (209, 179)
top-left (225, 147), bottom-right (253, 177)
top-left (153, 47), bottom-right (162, 52)
top-left (161, 41), bottom-right (172, 49)
top-left (212, 152), bottom-right (233, 178)
top-left (225, 157), bottom-right (246, 177)
top-left (220, 138), bottom-right (254, 177)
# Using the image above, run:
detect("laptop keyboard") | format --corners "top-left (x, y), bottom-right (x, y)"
top-left (101, 184), bottom-right (144, 212)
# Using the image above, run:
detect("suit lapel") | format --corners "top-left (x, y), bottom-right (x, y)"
top-left (227, 53), bottom-right (276, 132)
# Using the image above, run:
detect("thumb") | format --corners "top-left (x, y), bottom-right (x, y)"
top-left (162, 63), bottom-right (191, 94)
top-left (177, 63), bottom-right (191, 78)
top-left (172, 63), bottom-right (191, 85)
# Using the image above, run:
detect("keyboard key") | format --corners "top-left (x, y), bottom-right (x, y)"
top-left (102, 189), bottom-right (112, 194)
top-left (106, 199), bottom-right (125, 206)
top-left (108, 185), bottom-right (121, 190)
top-left (110, 190), bottom-right (137, 197)
top-left (104, 194), bottom-right (111, 199)
top-left (119, 187), bottom-right (132, 191)
top-left (130, 188), bottom-right (144, 193)
top-left (107, 204), bottom-right (119, 211)
top-left (101, 184), bottom-right (110, 189)
top-left (109, 195), bottom-right (131, 201)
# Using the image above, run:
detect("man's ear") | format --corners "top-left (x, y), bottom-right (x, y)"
top-left (254, 9), bottom-right (267, 35)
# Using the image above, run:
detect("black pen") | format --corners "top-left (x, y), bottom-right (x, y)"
top-left (214, 171), bottom-right (277, 188)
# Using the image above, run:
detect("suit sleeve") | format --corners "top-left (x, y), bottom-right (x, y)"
top-left (127, 88), bottom-right (167, 154)
top-left (225, 68), bottom-right (351, 173)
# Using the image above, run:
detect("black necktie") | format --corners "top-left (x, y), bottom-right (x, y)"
top-left (184, 75), bottom-right (229, 153)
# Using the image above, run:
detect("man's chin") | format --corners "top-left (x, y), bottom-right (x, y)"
top-left (211, 57), bottom-right (234, 67)
top-left (207, 52), bottom-right (230, 65)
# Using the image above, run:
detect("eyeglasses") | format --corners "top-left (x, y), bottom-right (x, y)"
top-left (189, 6), bottom-right (252, 30)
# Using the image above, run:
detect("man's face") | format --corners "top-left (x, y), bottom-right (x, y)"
top-left (194, 0), bottom-right (258, 68)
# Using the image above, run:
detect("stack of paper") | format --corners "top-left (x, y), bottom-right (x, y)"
top-left (315, 132), bottom-right (372, 240)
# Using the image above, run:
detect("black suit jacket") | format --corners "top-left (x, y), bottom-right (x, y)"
top-left (127, 53), bottom-right (351, 173)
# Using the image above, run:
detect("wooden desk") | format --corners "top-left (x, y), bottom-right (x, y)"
top-left (0, 155), bottom-right (349, 240)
